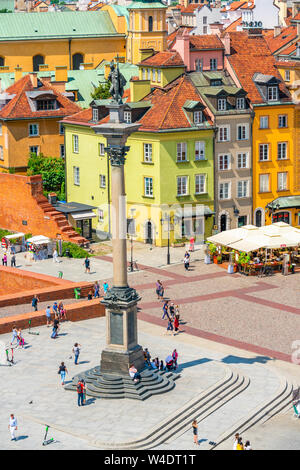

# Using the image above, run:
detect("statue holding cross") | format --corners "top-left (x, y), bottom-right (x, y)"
top-left (108, 56), bottom-right (126, 104)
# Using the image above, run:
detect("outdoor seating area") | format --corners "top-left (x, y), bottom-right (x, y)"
top-left (206, 222), bottom-right (300, 276)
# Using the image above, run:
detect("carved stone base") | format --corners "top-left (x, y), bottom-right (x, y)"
top-left (101, 286), bottom-right (140, 307)
top-left (100, 344), bottom-right (145, 375)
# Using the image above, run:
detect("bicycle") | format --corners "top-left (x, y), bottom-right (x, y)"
top-left (127, 260), bottom-right (138, 272)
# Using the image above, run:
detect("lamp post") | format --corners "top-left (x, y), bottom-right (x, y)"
top-left (268, 202), bottom-right (280, 221)
top-left (160, 212), bottom-right (172, 265)
top-left (128, 209), bottom-right (135, 272)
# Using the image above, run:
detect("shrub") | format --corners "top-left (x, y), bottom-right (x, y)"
top-left (59, 241), bottom-right (91, 259)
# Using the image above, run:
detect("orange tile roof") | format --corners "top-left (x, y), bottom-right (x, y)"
top-left (226, 31), bottom-right (291, 104)
top-left (224, 16), bottom-right (242, 32)
top-left (139, 51), bottom-right (185, 67)
top-left (221, 1), bottom-right (247, 12)
top-left (189, 35), bottom-right (224, 50)
top-left (279, 42), bottom-right (298, 56)
top-left (0, 74), bottom-right (81, 120)
top-left (276, 59), bottom-right (300, 68)
top-left (264, 25), bottom-right (298, 53)
top-left (167, 26), bottom-right (194, 49)
top-left (181, 3), bottom-right (204, 14)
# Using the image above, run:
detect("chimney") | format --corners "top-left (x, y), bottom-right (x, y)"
top-left (222, 33), bottom-right (231, 55)
top-left (14, 66), bottom-right (22, 82)
top-left (176, 32), bottom-right (190, 70)
top-left (139, 48), bottom-right (155, 63)
top-left (274, 25), bottom-right (281, 37)
top-left (130, 77), bottom-right (151, 102)
top-left (55, 66), bottom-right (68, 83)
top-left (29, 73), bottom-right (38, 88)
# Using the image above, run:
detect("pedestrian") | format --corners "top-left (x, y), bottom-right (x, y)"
top-left (162, 300), bottom-right (169, 320)
top-left (10, 254), bottom-right (16, 267)
top-left (77, 379), bottom-right (85, 406)
top-left (83, 256), bottom-right (90, 274)
top-left (53, 249), bottom-right (59, 263)
top-left (172, 349), bottom-right (178, 368)
top-left (51, 317), bottom-right (60, 339)
top-left (46, 305), bottom-right (52, 326)
top-left (8, 414), bottom-right (18, 441)
top-left (31, 295), bottom-right (39, 312)
top-left (159, 281), bottom-right (165, 299)
top-left (2, 252), bottom-right (7, 266)
top-left (174, 315), bottom-right (180, 335)
top-left (87, 290), bottom-right (93, 301)
top-left (236, 437), bottom-right (244, 450)
top-left (103, 281), bottom-right (109, 295)
top-left (169, 302), bottom-right (175, 319)
top-left (17, 328), bottom-right (24, 348)
top-left (244, 440), bottom-right (252, 450)
top-left (59, 303), bottom-right (67, 322)
top-left (184, 252), bottom-right (190, 271)
top-left (155, 280), bottom-right (162, 300)
top-left (233, 433), bottom-right (240, 450)
top-left (94, 281), bottom-right (100, 298)
top-left (11, 326), bottom-right (18, 346)
top-left (58, 362), bottom-right (68, 385)
top-left (82, 379), bottom-right (86, 405)
top-left (166, 318), bottom-right (173, 335)
top-left (52, 301), bottom-right (58, 316)
top-left (72, 343), bottom-right (81, 365)
top-left (160, 360), bottom-right (164, 371)
top-left (192, 419), bottom-right (199, 446)
top-left (154, 357), bottom-right (159, 369)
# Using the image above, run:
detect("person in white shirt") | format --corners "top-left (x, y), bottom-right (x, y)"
top-left (9, 414), bottom-right (17, 441)
top-left (233, 432), bottom-right (239, 450)
top-left (53, 249), bottom-right (59, 263)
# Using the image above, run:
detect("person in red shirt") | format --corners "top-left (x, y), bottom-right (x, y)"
top-left (173, 315), bottom-right (180, 336)
top-left (77, 379), bottom-right (85, 406)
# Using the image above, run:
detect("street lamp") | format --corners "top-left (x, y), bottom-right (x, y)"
top-left (128, 208), bottom-right (135, 272)
top-left (267, 202), bottom-right (280, 219)
top-left (160, 212), bottom-right (173, 265)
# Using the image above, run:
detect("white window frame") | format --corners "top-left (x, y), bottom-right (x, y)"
top-left (144, 177), bottom-right (153, 197)
top-left (177, 142), bottom-right (187, 162)
top-left (237, 152), bottom-right (248, 169)
top-left (194, 110), bottom-right (203, 124)
top-left (195, 141), bottom-right (205, 161)
top-left (218, 98), bottom-right (227, 111)
top-left (236, 97), bottom-right (245, 110)
top-left (177, 176), bottom-right (188, 196)
top-left (99, 174), bottom-right (106, 188)
top-left (237, 123), bottom-right (249, 141)
top-left (59, 123), bottom-right (64, 135)
top-left (157, 69), bottom-right (161, 83)
top-left (260, 116), bottom-right (269, 129)
top-left (278, 172), bottom-right (288, 191)
top-left (259, 174), bottom-right (270, 193)
top-left (218, 154), bottom-right (230, 171)
top-left (142, 68), bottom-right (146, 80)
top-left (98, 208), bottom-right (104, 222)
top-left (278, 114), bottom-right (288, 128)
top-left (29, 123), bottom-right (39, 137)
top-left (147, 68), bottom-right (151, 80)
top-left (73, 134), bottom-right (79, 153)
top-left (143, 143), bottom-right (152, 162)
top-left (195, 174), bottom-right (206, 194)
top-left (285, 70), bottom-right (290, 82)
top-left (73, 166), bottom-right (80, 186)
top-left (237, 180), bottom-right (249, 198)
top-left (259, 143), bottom-right (269, 161)
top-left (268, 86), bottom-right (278, 101)
top-left (29, 145), bottom-right (39, 155)
top-left (218, 125), bottom-right (230, 142)
top-left (92, 108), bottom-right (99, 122)
top-left (124, 111), bottom-right (132, 124)
top-left (277, 142), bottom-right (287, 160)
top-left (219, 182), bottom-right (230, 200)
top-left (99, 143), bottom-right (105, 156)
top-left (210, 58), bottom-right (217, 70)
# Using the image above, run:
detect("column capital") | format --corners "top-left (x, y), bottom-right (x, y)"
top-left (104, 145), bottom-right (130, 167)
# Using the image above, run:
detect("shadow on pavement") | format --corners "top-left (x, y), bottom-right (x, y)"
top-left (222, 355), bottom-right (273, 365)
top-left (177, 358), bottom-right (212, 371)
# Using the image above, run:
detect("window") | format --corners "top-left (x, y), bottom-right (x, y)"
top-left (278, 115), bottom-right (288, 128)
top-left (218, 154), bottom-right (230, 171)
top-left (124, 111), bottom-right (132, 123)
top-left (30, 146), bottom-right (39, 155)
top-left (177, 176), bottom-right (188, 196)
top-left (268, 86), bottom-right (278, 101)
top-left (217, 98), bottom-right (226, 111)
top-left (278, 172), bottom-right (287, 191)
top-left (195, 174), bottom-right (206, 194)
top-left (36, 99), bottom-right (55, 110)
top-left (99, 174), bottom-right (106, 188)
top-left (203, 26), bottom-right (208, 34)
top-left (0, 57), bottom-right (4, 67)
top-left (92, 108), bottom-right (99, 122)
top-left (149, 15), bottom-right (153, 32)
top-left (210, 58), bottom-right (217, 70)
top-left (273, 211), bottom-right (290, 224)
top-left (194, 111), bottom-right (203, 124)
top-left (237, 124), bottom-right (249, 140)
top-left (195, 141), bottom-right (205, 160)
top-left (238, 215), bottom-right (247, 227)
top-left (144, 177), bottom-right (153, 197)
top-left (60, 144), bottom-right (65, 158)
top-left (177, 142), bottom-right (187, 162)
top-left (259, 144), bottom-right (269, 161)
top-left (0, 123), bottom-right (2, 136)
top-left (99, 143), bottom-right (105, 156)
top-left (260, 116), bottom-right (269, 129)
top-left (219, 182), bottom-right (230, 200)
top-left (203, 16), bottom-right (207, 24)
top-left (259, 174), bottom-right (270, 192)
top-left (143, 143), bottom-right (152, 162)
top-left (285, 70), bottom-right (290, 82)
top-left (147, 68), bottom-right (151, 80)
top-left (195, 59), bottom-right (202, 71)
top-left (29, 123), bottom-right (39, 136)
top-left (98, 209), bottom-right (104, 222)
top-left (237, 153), bottom-right (248, 169)
top-left (59, 123), bottom-right (64, 135)
top-left (218, 126), bottom-right (230, 142)
top-left (72, 53), bottom-right (84, 70)
top-left (236, 97), bottom-right (245, 109)
top-left (73, 166), bottom-right (80, 186)
top-left (157, 69), bottom-right (161, 83)
top-left (237, 180), bottom-right (249, 198)
top-left (278, 142), bottom-right (287, 160)
top-left (142, 68), bottom-right (146, 80)
top-left (0, 145), bottom-right (3, 160)
top-left (33, 54), bottom-right (44, 72)
top-left (73, 134), bottom-right (79, 153)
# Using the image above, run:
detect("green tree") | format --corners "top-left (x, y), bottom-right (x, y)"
top-left (90, 81), bottom-right (111, 100)
top-left (27, 153), bottom-right (65, 194)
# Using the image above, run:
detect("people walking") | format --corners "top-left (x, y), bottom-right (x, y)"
top-left (156, 280), bottom-right (163, 300)
top-left (172, 349), bottom-right (178, 369)
top-left (51, 317), bottom-right (59, 339)
top-left (46, 305), bottom-right (52, 326)
top-left (11, 326), bottom-right (18, 346)
top-left (192, 419), bottom-right (199, 446)
top-left (2, 253), bottom-right (7, 266)
top-left (169, 302), bottom-right (175, 319)
top-left (10, 254), bottom-right (16, 267)
top-left (53, 249), bottom-right (59, 263)
top-left (17, 328), bottom-right (24, 348)
top-left (184, 252), bottom-right (190, 271)
top-left (77, 379), bottom-right (85, 406)
top-left (72, 343), bottom-right (81, 365)
top-left (233, 433), bottom-right (240, 450)
top-left (162, 300), bottom-right (169, 320)
top-left (174, 315), bottom-right (180, 335)
top-left (83, 256), bottom-right (90, 274)
top-left (31, 295), bottom-right (39, 312)
top-left (166, 318), bottom-right (173, 335)
top-left (93, 281), bottom-right (100, 298)
top-left (8, 414), bottom-right (18, 441)
top-left (58, 362), bottom-right (68, 385)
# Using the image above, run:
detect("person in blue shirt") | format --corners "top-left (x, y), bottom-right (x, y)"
top-left (103, 282), bottom-right (109, 295)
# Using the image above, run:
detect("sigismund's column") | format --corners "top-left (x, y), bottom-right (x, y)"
top-left (93, 103), bottom-right (145, 376)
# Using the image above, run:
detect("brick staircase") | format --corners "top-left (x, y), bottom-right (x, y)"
top-left (36, 199), bottom-right (89, 246)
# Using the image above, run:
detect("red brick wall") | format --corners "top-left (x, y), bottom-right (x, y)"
top-left (0, 298), bottom-right (105, 335)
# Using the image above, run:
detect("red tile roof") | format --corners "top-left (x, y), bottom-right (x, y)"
top-left (226, 31), bottom-right (291, 104)
top-left (264, 25), bottom-right (298, 53)
top-left (224, 16), bottom-right (242, 32)
top-left (167, 26), bottom-right (194, 49)
top-left (181, 3), bottom-right (204, 14)
top-left (0, 74), bottom-right (81, 120)
top-left (139, 50), bottom-right (185, 67)
top-left (189, 35), bottom-right (224, 50)
top-left (276, 59), bottom-right (300, 68)
top-left (221, 1), bottom-right (247, 12)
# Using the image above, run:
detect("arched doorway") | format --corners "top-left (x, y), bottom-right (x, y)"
top-left (220, 214), bottom-right (227, 232)
top-left (33, 55), bottom-right (44, 72)
top-left (255, 209), bottom-right (262, 227)
top-left (72, 53), bottom-right (84, 70)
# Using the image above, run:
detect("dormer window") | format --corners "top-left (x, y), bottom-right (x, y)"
top-left (236, 97), bottom-right (245, 110)
top-left (268, 86), bottom-right (278, 102)
top-left (218, 98), bottom-right (227, 111)
top-left (92, 108), bottom-right (98, 122)
top-left (124, 111), bottom-right (132, 123)
top-left (194, 111), bottom-right (203, 125)
top-left (36, 99), bottom-right (56, 110)
top-left (211, 79), bottom-right (222, 86)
